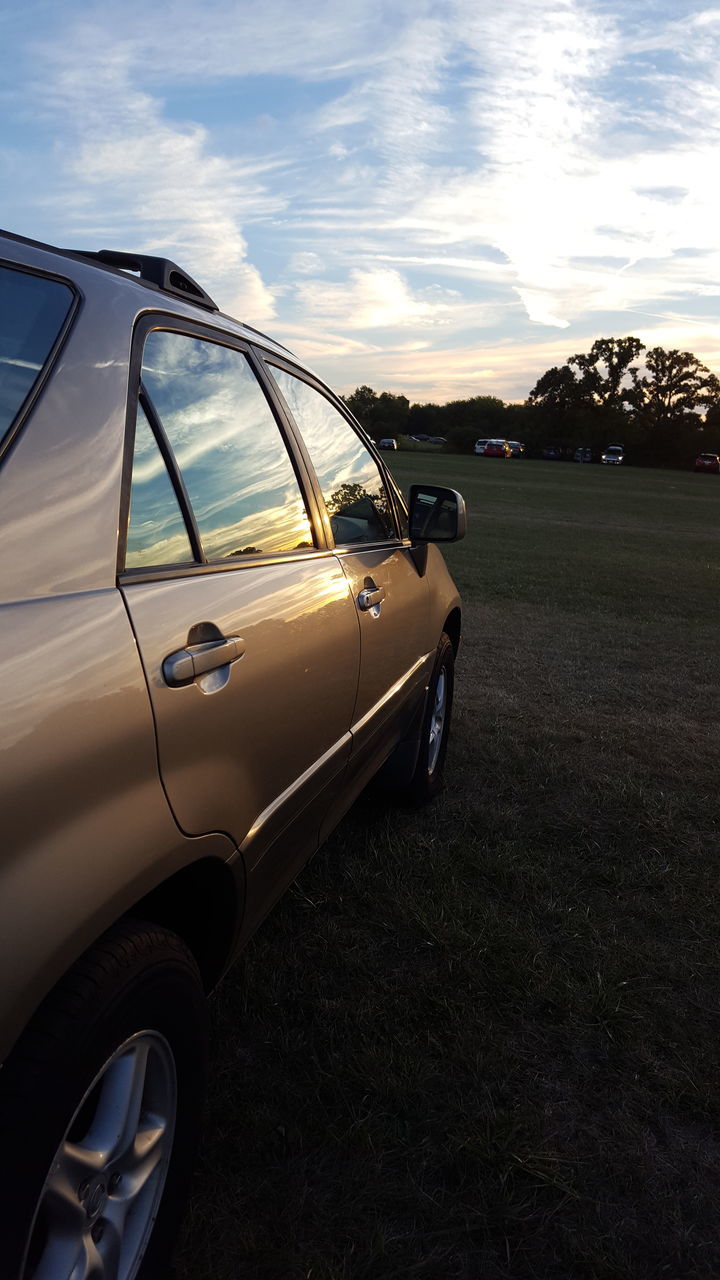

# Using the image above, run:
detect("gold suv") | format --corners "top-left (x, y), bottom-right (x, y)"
top-left (0, 230), bottom-right (465, 1278)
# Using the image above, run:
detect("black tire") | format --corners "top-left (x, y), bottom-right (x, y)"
top-left (407, 631), bottom-right (455, 805)
top-left (0, 918), bottom-right (208, 1280)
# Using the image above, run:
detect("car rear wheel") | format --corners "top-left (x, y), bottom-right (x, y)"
top-left (0, 919), bottom-right (208, 1280)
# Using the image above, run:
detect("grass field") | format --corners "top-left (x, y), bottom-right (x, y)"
top-left (176, 457), bottom-right (720, 1280)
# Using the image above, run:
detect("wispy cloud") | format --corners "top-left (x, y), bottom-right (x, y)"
top-left (3, 0), bottom-right (718, 400)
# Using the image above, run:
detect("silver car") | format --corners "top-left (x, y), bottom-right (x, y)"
top-left (0, 230), bottom-right (465, 1278)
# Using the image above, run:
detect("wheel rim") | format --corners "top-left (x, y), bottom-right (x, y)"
top-left (427, 667), bottom-right (447, 776)
top-left (24, 1030), bottom-right (177, 1280)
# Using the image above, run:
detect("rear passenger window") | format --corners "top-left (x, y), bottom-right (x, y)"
top-left (141, 332), bottom-right (314, 560)
top-left (267, 367), bottom-right (397, 546)
top-left (126, 406), bottom-right (194, 569)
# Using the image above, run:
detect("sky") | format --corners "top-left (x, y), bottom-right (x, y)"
top-left (2, 0), bottom-right (719, 404)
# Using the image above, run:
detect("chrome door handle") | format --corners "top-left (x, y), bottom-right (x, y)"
top-left (357, 585), bottom-right (386, 611)
top-left (163, 636), bottom-right (245, 687)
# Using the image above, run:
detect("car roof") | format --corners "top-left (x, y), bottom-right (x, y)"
top-left (0, 227), bottom-right (296, 363)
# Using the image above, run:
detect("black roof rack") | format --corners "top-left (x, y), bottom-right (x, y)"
top-left (2, 229), bottom-right (218, 310)
top-left (79, 250), bottom-right (218, 311)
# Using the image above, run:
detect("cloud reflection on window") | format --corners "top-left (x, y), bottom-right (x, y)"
top-left (268, 367), bottom-right (395, 544)
top-left (126, 404), bottom-right (194, 568)
top-left (141, 332), bottom-right (315, 559)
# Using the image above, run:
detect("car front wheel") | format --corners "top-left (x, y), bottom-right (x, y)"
top-left (0, 919), bottom-right (208, 1280)
top-left (407, 631), bottom-right (455, 805)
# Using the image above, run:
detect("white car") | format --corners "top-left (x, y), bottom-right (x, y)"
top-left (474, 438), bottom-right (489, 455)
top-left (602, 444), bottom-right (624, 465)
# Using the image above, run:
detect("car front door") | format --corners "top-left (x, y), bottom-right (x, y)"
top-left (119, 325), bottom-right (360, 901)
top-left (262, 363), bottom-right (432, 776)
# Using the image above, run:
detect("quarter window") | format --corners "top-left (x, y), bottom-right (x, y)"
top-left (0, 265), bottom-right (74, 442)
top-left (141, 332), bottom-right (314, 560)
top-left (268, 367), bottom-right (397, 546)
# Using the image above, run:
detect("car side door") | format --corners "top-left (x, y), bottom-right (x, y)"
top-left (261, 361), bottom-right (432, 780)
top-left (119, 322), bottom-right (360, 912)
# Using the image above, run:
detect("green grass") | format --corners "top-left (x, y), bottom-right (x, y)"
top-left (175, 458), bottom-right (720, 1280)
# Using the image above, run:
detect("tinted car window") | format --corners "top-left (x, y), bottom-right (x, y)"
top-left (126, 405), bottom-right (195, 569)
top-left (268, 366), bottom-right (396, 545)
top-left (142, 332), bottom-right (314, 559)
top-left (0, 265), bottom-right (74, 441)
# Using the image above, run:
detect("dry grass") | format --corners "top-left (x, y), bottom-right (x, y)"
top-left (175, 458), bottom-right (720, 1280)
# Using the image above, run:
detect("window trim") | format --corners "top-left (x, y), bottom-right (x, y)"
top-left (117, 314), bottom-right (330, 580)
top-left (257, 355), bottom-right (406, 550)
top-left (0, 259), bottom-right (82, 467)
top-left (133, 388), bottom-right (202, 566)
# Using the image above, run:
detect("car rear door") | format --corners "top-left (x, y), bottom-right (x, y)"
top-left (119, 322), bottom-right (360, 893)
top-left (261, 361), bottom-right (432, 776)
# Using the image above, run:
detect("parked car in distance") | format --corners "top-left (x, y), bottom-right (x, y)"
top-left (0, 228), bottom-right (467, 1280)
top-left (427, 435), bottom-right (447, 446)
top-left (694, 452), bottom-right (720, 473)
top-left (507, 440), bottom-right (525, 457)
top-left (601, 444), bottom-right (624, 465)
top-left (574, 446), bottom-right (593, 463)
top-left (378, 437), bottom-right (397, 450)
top-left (483, 439), bottom-right (512, 458)
top-left (474, 437), bottom-right (489, 455)
top-left (542, 445), bottom-right (564, 460)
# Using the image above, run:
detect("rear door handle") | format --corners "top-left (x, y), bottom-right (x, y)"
top-left (357, 585), bottom-right (386, 611)
top-left (163, 636), bottom-right (245, 687)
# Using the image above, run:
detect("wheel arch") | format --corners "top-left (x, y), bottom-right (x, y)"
top-left (131, 855), bottom-right (244, 993)
top-left (443, 606), bottom-right (462, 655)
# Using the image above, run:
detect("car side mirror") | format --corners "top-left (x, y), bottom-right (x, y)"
top-left (408, 485), bottom-right (467, 543)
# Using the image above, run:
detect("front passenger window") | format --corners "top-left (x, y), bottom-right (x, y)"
top-left (268, 367), bottom-right (397, 545)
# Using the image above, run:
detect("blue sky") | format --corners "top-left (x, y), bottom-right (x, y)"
top-left (2, 0), bottom-right (719, 403)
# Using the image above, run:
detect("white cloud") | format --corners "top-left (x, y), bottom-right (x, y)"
top-left (293, 267), bottom-right (461, 330)
top-left (29, 41), bottom-right (282, 321)
top-left (5, 0), bottom-right (719, 402)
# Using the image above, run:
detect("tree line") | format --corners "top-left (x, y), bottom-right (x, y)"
top-left (343, 339), bottom-right (720, 467)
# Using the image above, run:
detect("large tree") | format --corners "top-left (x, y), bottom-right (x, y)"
top-left (630, 348), bottom-right (720, 431)
top-left (567, 336), bottom-right (645, 409)
top-left (529, 337), bottom-right (645, 417)
top-left (528, 363), bottom-right (592, 417)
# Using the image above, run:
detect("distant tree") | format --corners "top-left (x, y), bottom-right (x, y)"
top-left (528, 338), bottom-right (645, 452)
top-left (630, 348), bottom-right (720, 429)
top-left (407, 402), bottom-right (443, 437)
top-left (373, 391), bottom-right (409, 440)
top-left (629, 349), bottom-right (720, 465)
top-left (342, 386), bottom-right (409, 440)
top-left (342, 386), bottom-right (378, 431)
top-left (441, 395), bottom-right (506, 453)
top-left (704, 400), bottom-right (720, 432)
top-left (528, 364), bottom-right (591, 417)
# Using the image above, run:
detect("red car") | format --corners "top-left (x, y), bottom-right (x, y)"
top-left (483, 439), bottom-right (511, 457)
top-left (694, 453), bottom-right (719, 473)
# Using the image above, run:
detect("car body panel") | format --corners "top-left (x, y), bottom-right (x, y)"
top-left (0, 588), bottom-right (236, 1062)
top-left (337, 544), bottom-right (431, 762)
top-left (121, 555), bottom-right (360, 862)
